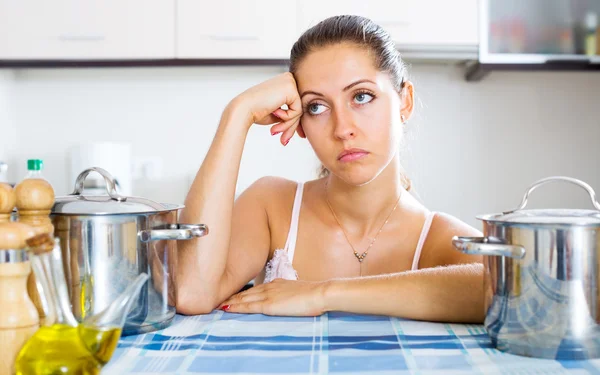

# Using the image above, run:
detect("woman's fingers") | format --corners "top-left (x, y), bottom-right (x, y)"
top-left (225, 292), bottom-right (266, 306)
top-left (222, 301), bottom-right (267, 314)
top-left (220, 286), bottom-right (265, 306)
top-left (280, 117), bottom-right (301, 145)
top-left (271, 107), bottom-right (301, 122)
top-left (285, 89), bottom-right (304, 120)
top-left (270, 117), bottom-right (300, 145)
top-left (256, 105), bottom-right (303, 127)
top-left (255, 113), bottom-right (282, 125)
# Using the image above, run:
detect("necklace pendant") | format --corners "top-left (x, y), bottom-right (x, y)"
top-left (354, 251), bottom-right (368, 262)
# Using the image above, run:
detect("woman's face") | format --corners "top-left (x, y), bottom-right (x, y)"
top-left (294, 42), bottom-right (413, 186)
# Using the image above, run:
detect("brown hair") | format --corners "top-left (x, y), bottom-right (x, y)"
top-left (289, 15), bottom-right (411, 191)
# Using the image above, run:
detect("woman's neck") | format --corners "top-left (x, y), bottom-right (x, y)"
top-left (323, 158), bottom-right (405, 237)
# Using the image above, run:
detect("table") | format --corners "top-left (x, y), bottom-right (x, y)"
top-left (105, 311), bottom-right (600, 374)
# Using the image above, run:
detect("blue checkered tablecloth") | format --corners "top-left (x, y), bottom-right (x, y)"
top-left (103, 312), bottom-right (600, 374)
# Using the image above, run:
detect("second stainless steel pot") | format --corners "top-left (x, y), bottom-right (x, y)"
top-left (453, 176), bottom-right (600, 360)
top-left (51, 167), bottom-right (209, 335)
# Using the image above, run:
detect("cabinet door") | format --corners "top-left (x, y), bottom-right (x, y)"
top-left (177, 0), bottom-right (297, 59)
top-left (0, 1), bottom-right (175, 60)
top-left (408, 0), bottom-right (478, 45)
top-left (297, 0), bottom-right (478, 47)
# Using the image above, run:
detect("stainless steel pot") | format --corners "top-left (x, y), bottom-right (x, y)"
top-left (453, 176), bottom-right (600, 360)
top-left (51, 167), bottom-right (208, 335)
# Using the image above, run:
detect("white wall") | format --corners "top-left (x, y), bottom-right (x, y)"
top-left (0, 71), bottom-right (16, 169)
top-left (7, 64), bottom-right (600, 227)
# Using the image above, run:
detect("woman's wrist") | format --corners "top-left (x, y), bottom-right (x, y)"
top-left (222, 96), bottom-right (254, 131)
top-left (319, 279), bottom-right (339, 313)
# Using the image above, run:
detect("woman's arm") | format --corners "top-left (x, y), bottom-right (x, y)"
top-left (323, 263), bottom-right (484, 323)
top-left (219, 213), bottom-right (485, 323)
top-left (219, 263), bottom-right (483, 323)
top-left (176, 104), bottom-right (255, 314)
top-left (176, 73), bottom-right (303, 314)
top-left (325, 213), bottom-right (484, 322)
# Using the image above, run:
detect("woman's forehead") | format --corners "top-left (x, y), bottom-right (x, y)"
top-left (293, 44), bottom-right (398, 96)
top-left (294, 43), bottom-right (382, 93)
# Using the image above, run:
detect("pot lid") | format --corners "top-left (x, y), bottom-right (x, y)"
top-left (52, 167), bottom-right (171, 215)
top-left (479, 176), bottom-right (600, 226)
top-left (52, 194), bottom-right (169, 215)
top-left (479, 209), bottom-right (600, 225)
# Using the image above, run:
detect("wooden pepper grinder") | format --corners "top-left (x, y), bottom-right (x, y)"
top-left (0, 190), bottom-right (38, 375)
top-left (0, 183), bottom-right (16, 223)
top-left (15, 176), bottom-right (55, 320)
top-left (15, 177), bottom-right (55, 236)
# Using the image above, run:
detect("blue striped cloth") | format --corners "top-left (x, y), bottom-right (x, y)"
top-left (104, 312), bottom-right (600, 374)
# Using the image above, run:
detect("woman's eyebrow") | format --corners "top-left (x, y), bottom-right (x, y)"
top-left (300, 79), bottom-right (376, 99)
top-left (300, 90), bottom-right (324, 99)
top-left (343, 79), bottom-right (376, 91)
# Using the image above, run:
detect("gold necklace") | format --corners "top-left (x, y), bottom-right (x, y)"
top-left (325, 183), bottom-right (402, 273)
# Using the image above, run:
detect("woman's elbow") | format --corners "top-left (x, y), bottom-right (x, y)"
top-left (176, 287), bottom-right (218, 315)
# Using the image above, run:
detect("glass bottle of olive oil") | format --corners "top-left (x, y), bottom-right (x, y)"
top-left (15, 234), bottom-right (148, 375)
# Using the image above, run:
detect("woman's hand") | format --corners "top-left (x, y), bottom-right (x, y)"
top-left (229, 72), bottom-right (305, 145)
top-left (218, 279), bottom-right (328, 316)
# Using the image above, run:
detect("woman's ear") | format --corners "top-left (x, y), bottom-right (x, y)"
top-left (399, 81), bottom-right (414, 123)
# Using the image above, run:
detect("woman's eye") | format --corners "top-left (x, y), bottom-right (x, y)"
top-left (354, 93), bottom-right (374, 104)
top-left (307, 103), bottom-right (327, 115)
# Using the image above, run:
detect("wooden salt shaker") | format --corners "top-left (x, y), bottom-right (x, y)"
top-left (15, 178), bottom-right (55, 319)
top-left (0, 191), bottom-right (38, 375)
top-left (15, 178), bottom-right (55, 236)
top-left (0, 183), bottom-right (16, 224)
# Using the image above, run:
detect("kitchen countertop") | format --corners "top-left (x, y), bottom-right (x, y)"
top-left (105, 312), bottom-right (600, 374)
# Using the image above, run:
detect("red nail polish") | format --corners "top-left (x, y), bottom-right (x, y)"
top-left (220, 305), bottom-right (231, 311)
top-left (283, 139), bottom-right (290, 146)
top-left (271, 131), bottom-right (281, 136)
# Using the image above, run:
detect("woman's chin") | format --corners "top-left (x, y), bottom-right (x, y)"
top-left (333, 168), bottom-right (380, 187)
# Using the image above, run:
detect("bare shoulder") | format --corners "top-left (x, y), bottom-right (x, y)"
top-left (236, 176), bottom-right (315, 252)
top-left (236, 176), bottom-right (309, 221)
top-left (431, 212), bottom-right (482, 239)
top-left (424, 212), bottom-right (483, 267)
top-left (238, 176), bottom-right (299, 203)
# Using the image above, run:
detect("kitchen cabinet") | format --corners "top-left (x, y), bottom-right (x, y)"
top-left (0, 0), bottom-right (478, 64)
top-left (297, 0), bottom-right (478, 47)
top-left (0, 1), bottom-right (176, 60)
top-left (176, 0), bottom-right (297, 59)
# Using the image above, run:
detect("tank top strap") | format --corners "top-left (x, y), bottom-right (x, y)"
top-left (283, 182), bottom-right (305, 263)
top-left (411, 211), bottom-right (436, 271)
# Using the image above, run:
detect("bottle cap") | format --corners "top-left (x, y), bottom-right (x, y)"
top-left (27, 159), bottom-right (43, 171)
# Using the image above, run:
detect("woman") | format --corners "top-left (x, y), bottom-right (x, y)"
top-left (176, 15), bottom-right (484, 323)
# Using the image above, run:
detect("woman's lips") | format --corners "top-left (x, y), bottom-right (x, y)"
top-left (338, 149), bottom-right (369, 162)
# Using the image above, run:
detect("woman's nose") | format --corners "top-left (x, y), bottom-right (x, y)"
top-left (332, 106), bottom-right (357, 140)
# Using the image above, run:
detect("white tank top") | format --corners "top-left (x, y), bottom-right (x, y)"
top-left (263, 182), bottom-right (436, 283)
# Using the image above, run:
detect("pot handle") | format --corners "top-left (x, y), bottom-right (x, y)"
top-left (452, 236), bottom-right (526, 259)
top-left (503, 176), bottom-right (600, 214)
top-left (71, 167), bottom-right (127, 202)
top-left (139, 224), bottom-right (209, 243)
